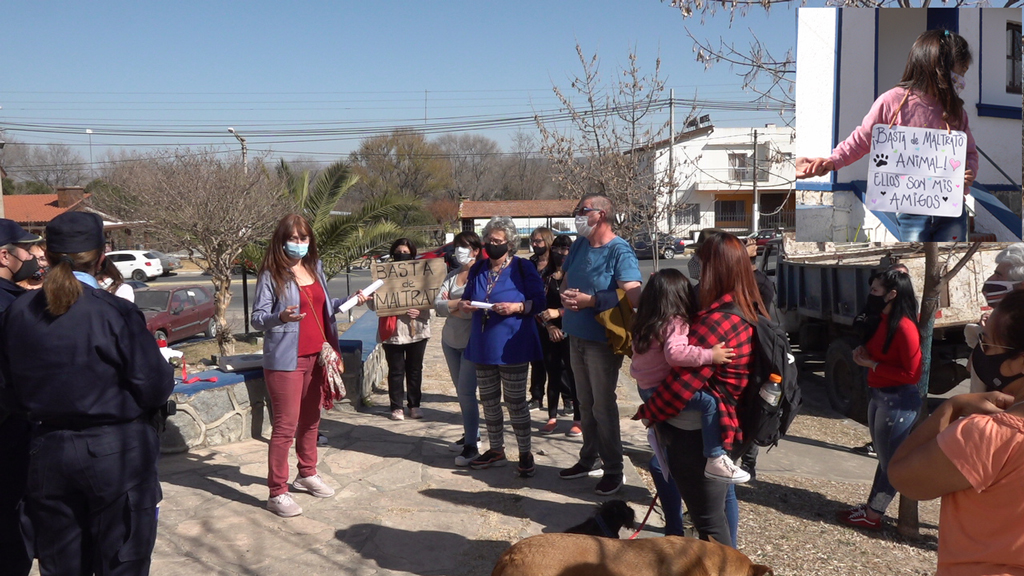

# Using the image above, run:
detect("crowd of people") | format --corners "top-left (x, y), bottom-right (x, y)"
top-left (0, 196), bottom-right (1021, 575)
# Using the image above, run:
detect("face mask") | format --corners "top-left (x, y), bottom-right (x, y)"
top-left (982, 281), bottom-right (1018, 306)
top-left (863, 294), bottom-right (888, 316)
top-left (971, 344), bottom-right (1022, 391)
top-left (11, 255), bottom-right (39, 283)
top-left (533, 245), bottom-right (547, 257)
top-left (485, 243), bottom-right (509, 260)
top-left (284, 242), bottom-right (309, 259)
top-left (950, 71), bottom-right (966, 95)
top-left (392, 252), bottom-right (414, 262)
top-left (575, 215), bottom-right (594, 238)
top-left (454, 247), bottom-right (473, 266)
top-left (99, 277), bottom-right (114, 290)
top-left (550, 252), bottom-right (566, 268)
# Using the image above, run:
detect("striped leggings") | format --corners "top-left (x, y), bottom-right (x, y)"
top-left (476, 363), bottom-right (531, 455)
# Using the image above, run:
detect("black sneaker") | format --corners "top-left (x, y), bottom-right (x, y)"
top-left (454, 445), bottom-right (480, 467)
top-left (527, 399), bottom-right (543, 411)
top-left (851, 442), bottom-right (877, 457)
top-left (594, 475), bottom-right (623, 496)
top-left (517, 452), bottom-right (536, 477)
top-left (559, 462), bottom-right (603, 480)
top-left (469, 449), bottom-right (507, 469)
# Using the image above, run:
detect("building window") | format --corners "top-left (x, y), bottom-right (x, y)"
top-left (728, 153), bottom-right (750, 181)
top-left (1009, 23), bottom-right (1022, 95)
top-left (715, 200), bottom-right (746, 222)
top-left (674, 203), bottom-right (700, 227)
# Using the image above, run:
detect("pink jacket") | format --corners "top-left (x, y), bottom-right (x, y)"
top-left (630, 316), bottom-right (714, 390)
top-left (829, 87), bottom-right (978, 174)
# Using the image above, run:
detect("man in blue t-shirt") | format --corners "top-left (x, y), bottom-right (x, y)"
top-left (559, 193), bottom-right (642, 496)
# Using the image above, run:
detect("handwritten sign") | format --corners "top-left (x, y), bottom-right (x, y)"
top-left (865, 124), bottom-right (967, 217)
top-left (371, 258), bottom-right (446, 317)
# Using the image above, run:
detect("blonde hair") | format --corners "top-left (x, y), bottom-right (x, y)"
top-left (43, 250), bottom-right (102, 316)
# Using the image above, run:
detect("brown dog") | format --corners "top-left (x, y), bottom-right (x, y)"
top-left (491, 533), bottom-right (773, 576)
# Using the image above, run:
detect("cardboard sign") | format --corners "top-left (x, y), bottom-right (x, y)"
top-left (865, 124), bottom-right (967, 217)
top-left (371, 258), bottom-right (446, 317)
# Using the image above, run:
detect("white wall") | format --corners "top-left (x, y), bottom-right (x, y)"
top-left (795, 8), bottom-right (839, 173)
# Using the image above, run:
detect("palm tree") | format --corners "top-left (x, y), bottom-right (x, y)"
top-left (240, 159), bottom-right (418, 278)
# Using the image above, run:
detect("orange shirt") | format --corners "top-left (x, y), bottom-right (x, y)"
top-left (935, 412), bottom-right (1024, 576)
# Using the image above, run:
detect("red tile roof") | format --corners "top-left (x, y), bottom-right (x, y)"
top-left (460, 199), bottom-right (577, 219)
top-left (4, 194), bottom-right (88, 224)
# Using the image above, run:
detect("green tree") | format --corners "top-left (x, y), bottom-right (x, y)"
top-left (349, 129), bottom-right (453, 201)
top-left (240, 159), bottom-right (419, 279)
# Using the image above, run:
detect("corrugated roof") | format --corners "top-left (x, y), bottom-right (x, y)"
top-left (460, 199), bottom-right (577, 219)
top-left (4, 194), bottom-right (88, 224)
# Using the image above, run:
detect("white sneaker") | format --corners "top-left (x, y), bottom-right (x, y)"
top-left (292, 474), bottom-right (336, 498)
top-left (704, 454), bottom-right (751, 484)
top-left (390, 409), bottom-right (405, 421)
top-left (267, 493), bottom-right (302, 517)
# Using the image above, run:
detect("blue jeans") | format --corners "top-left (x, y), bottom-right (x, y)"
top-left (896, 211), bottom-right (967, 242)
top-left (441, 342), bottom-right (479, 445)
top-left (684, 390), bottom-right (725, 459)
top-left (866, 385), bottom-right (922, 514)
top-left (640, 387), bottom-right (737, 545)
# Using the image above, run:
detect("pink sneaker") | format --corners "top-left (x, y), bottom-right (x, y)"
top-left (540, 419), bottom-right (558, 434)
top-left (565, 422), bottom-right (582, 437)
top-left (837, 505), bottom-right (882, 531)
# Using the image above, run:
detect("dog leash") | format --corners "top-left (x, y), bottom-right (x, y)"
top-left (627, 495), bottom-right (659, 540)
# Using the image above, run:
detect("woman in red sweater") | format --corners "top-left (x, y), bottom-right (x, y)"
top-left (838, 269), bottom-right (922, 531)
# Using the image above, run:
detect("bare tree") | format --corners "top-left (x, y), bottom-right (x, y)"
top-left (2, 142), bottom-right (87, 190)
top-left (349, 129), bottom-right (453, 201)
top-left (499, 129), bottom-right (554, 200)
top-left (436, 133), bottom-right (502, 201)
top-left (100, 148), bottom-right (287, 355)
top-left (537, 45), bottom-right (691, 267)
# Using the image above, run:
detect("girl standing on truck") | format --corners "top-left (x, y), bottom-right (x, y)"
top-left (797, 29), bottom-right (977, 242)
top-left (838, 269), bottom-right (923, 531)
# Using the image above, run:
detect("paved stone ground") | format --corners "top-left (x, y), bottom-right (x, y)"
top-left (30, 315), bottom-right (880, 575)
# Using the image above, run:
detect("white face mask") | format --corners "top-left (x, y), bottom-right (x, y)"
top-left (575, 215), bottom-right (594, 238)
top-left (99, 277), bottom-right (113, 290)
top-left (454, 246), bottom-right (474, 266)
top-left (950, 71), bottom-right (966, 95)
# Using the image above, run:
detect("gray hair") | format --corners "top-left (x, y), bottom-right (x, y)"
top-left (996, 243), bottom-right (1024, 282)
top-left (481, 216), bottom-right (520, 254)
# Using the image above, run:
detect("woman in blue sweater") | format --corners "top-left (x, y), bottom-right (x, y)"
top-left (458, 216), bottom-right (546, 477)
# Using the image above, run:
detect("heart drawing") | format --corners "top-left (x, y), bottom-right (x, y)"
top-left (950, 159), bottom-right (962, 170)
top-left (942, 196), bottom-right (949, 201)
top-left (880, 190), bottom-right (887, 196)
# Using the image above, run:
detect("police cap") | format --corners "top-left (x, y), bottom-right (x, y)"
top-left (0, 219), bottom-right (42, 246)
top-left (46, 212), bottom-right (105, 253)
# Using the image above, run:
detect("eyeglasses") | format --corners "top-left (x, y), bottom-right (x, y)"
top-left (978, 332), bottom-right (1019, 354)
top-left (530, 238), bottom-right (545, 245)
top-left (574, 207), bottom-right (603, 217)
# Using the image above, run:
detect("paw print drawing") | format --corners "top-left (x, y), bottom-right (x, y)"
top-left (872, 153), bottom-right (889, 168)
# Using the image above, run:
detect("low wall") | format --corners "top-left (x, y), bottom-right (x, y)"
top-left (160, 311), bottom-right (385, 453)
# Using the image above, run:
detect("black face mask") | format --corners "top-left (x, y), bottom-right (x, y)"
top-left (533, 245), bottom-right (547, 257)
top-left (392, 253), bottom-right (414, 262)
top-left (486, 243), bottom-right (509, 260)
top-left (11, 256), bottom-right (39, 283)
top-left (550, 252), bottom-right (565, 268)
top-left (971, 344), bottom-right (1022, 391)
top-left (863, 294), bottom-right (888, 317)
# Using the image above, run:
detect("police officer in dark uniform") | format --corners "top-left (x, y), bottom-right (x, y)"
top-left (0, 212), bottom-right (174, 576)
top-left (0, 219), bottom-right (45, 576)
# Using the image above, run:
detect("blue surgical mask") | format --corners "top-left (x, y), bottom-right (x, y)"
top-left (285, 242), bottom-right (309, 259)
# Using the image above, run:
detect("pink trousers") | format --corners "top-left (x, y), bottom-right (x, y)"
top-left (265, 354), bottom-right (323, 497)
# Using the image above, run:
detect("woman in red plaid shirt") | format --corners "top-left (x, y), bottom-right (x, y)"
top-left (635, 232), bottom-right (766, 546)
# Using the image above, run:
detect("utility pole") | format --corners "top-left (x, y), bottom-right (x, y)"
top-left (86, 129), bottom-right (94, 179)
top-left (668, 89), bottom-right (675, 230)
top-left (227, 127), bottom-right (248, 175)
top-left (751, 129), bottom-right (759, 233)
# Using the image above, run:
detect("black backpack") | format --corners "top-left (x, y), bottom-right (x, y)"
top-left (721, 304), bottom-right (801, 458)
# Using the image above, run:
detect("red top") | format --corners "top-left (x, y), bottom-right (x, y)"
top-left (633, 293), bottom-right (754, 453)
top-left (865, 313), bottom-right (922, 388)
top-left (297, 282), bottom-right (327, 357)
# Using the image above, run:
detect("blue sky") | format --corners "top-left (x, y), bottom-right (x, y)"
top-left (1, 1), bottom-right (798, 167)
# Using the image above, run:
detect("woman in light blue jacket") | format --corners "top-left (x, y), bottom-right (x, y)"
top-left (251, 214), bottom-right (343, 518)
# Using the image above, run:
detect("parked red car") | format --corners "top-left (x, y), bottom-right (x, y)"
top-left (417, 242), bottom-right (455, 271)
top-left (135, 285), bottom-right (218, 343)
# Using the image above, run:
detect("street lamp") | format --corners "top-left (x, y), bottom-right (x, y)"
top-left (85, 129), bottom-right (94, 178)
top-left (227, 127), bottom-right (248, 175)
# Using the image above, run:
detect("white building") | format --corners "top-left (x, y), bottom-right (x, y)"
top-left (796, 7), bottom-right (1022, 242)
top-left (638, 123), bottom-right (796, 241)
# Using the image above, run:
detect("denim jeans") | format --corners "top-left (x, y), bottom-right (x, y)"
top-left (441, 342), bottom-right (479, 445)
top-left (659, 424), bottom-right (733, 546)
top-left (569, 336), bottom-right (625, 477)
top-left (866, 384), bottom-right (922, 514)
top-left (640, 386), bottom-right (737, 545)
top-left (684, 390), bottom-right (725, 459)
top-left (896, 211), bottom-right (967, 242)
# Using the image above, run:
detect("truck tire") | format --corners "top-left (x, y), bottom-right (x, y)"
top-left (825, 340), bottom-right (869, 424)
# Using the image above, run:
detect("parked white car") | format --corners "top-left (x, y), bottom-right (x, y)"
top-left (106, 250), bottom-right (164, 282)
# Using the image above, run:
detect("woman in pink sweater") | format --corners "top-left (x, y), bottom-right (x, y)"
top-left (630, 268), bottom-right (740, 483)
top-left (797, 29), bottom-right (978, 242)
